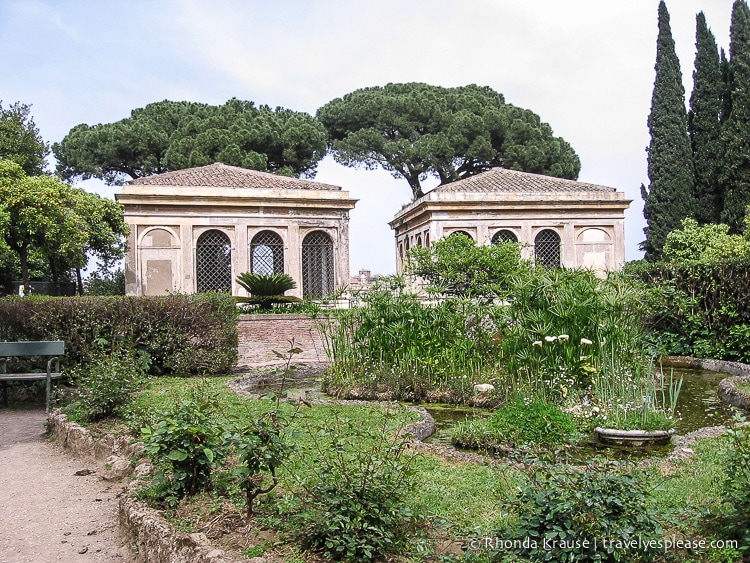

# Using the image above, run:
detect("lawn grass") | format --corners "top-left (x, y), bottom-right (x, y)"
top-left (118, 375), bottom-right (526, 533)
top-left (92, 375), bottom-right (740, 562)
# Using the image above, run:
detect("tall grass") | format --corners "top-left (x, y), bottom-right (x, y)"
top-left (319, 277), bottom-right (504, 402)
top-left (320, 267), bottom-right (673, 430)
top-left (499, 269), bottom-right (653, 405)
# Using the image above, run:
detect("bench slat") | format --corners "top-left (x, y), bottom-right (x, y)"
top-left (0, 373), bottom-right (63, 381)
top-left (0, 341), bottom-right (65, 356)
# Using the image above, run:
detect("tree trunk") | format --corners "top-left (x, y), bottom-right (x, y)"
top-left (49, 260), bottom-right (60, 296)
top-left (406, 173), bottom-right (424, 199)
top-left (18, 245), bottom-right (30, 295)
top-left (76, 267), bottom-right (84, 296)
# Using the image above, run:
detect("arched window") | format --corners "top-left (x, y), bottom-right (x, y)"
top-left (535, 229), bottom-right (561, 268)
top-left (196, 230), bottom-right (232, 292)
top-left (492, 229), bottom-right (518, 244)
top-left (302, 231), bottom-right (334, 298)
top-left (448, 230), bottom-right (474, 241)
top-left (416, 235), bottom-right (423, 247)
top-left (250, 230), bottom-right (284, 275)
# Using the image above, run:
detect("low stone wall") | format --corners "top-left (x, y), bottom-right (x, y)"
top-left (47, 411), bottom-right (144, 480)
top-left (236, 314), bottom-right (329, 367)
top-left (119, 497), bottom-right (232, 563)
top-left (47, 412), bottom-right (239, 563)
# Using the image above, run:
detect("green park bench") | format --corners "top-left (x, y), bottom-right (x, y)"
top-left (0, 341), bottom-right (65, 413)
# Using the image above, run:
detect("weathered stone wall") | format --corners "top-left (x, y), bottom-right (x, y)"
top-left (236, 314), bottom-right (329, 367)
top-left (48, 411), bottom-right (238, 562)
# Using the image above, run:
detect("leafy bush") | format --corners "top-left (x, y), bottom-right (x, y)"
top-left (84, 266), bottom-right (125, 295)
top-left (0, 293), bottom-right (239, 374)
top-left (491, 462), bottom-right (663, 562)
top-left (451, 397), bottom-right (577, 451)
top-left (406, 233), bottom-right (524, 299)
top-left (624, 256), bottom-right (750, 362)
top-left (719, 415), bottom-right (750, 555)
top-left (66, 350), bottom-right (146, 422)
top-left (229, 409), bottom-right (295, 517)
top-left (141, 390), bottom-right (226, 505)
top-left (286, 408), bottom-right (423, 562)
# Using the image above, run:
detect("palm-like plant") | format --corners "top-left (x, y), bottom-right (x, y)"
top-left (235, 273), bottom-right (301, 310)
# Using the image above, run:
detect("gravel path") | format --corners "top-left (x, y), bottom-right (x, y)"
top-left (0, 408), bottom-right (132, 563)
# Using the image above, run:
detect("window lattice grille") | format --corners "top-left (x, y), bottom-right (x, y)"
top-left (196, 230), bottom-right (232, 292)
top-left (535, 229), bottom-right (561, 268)
top-left (250, 231), bottom-right (284, 275)
top-left (492, 229), bottom-right (518, 244)
top-left (302, 231), bottom-right (334, 298)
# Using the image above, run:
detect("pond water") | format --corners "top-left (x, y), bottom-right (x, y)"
top-left (669, 365), bottom-right (737, 434)
top-left (420, 366), bottom-right (740, 453)
top-left (235, 363), bottom-right (740, 456)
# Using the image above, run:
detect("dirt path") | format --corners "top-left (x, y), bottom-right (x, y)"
top-left (0, 408), bottom-right (133, 563)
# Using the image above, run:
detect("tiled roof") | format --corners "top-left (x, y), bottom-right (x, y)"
top-left (431, 168), bottom-right (615, 194)
top-left (128, 163), bottom-right (341, 191)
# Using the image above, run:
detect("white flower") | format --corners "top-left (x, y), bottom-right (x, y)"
top-left (558, 334), bottom-right (570, 341)
top-left (533, 340), bottom-right (543, 347)
top-left (580, 338), bottom-right (593, 345)
top-left (544, 336), bottom-right (557, 342)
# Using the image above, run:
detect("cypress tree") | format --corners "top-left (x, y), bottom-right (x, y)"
top-left (641, 1), bottom-right (695, 259)
top-left (720, 0), bottom-right (750, 232)
top-left (688, 12), bottom-right (725, 225)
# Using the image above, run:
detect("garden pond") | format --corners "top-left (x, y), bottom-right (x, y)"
top-left (231, 363), bottom-right (740, 458)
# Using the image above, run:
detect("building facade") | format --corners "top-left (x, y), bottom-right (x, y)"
top-left (389, 168), bottom-right (632, 274)
top-left (116, 163), bottom-right (357, 298)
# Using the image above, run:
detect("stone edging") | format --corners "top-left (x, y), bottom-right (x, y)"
top-left (46, 411), bottom-right (239, 563)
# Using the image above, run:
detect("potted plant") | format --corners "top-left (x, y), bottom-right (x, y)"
top-left (235, 273), bottom-right (302, 311)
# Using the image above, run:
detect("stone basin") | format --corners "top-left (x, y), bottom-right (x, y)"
top-left (594, 427), bottom-right (675, 447)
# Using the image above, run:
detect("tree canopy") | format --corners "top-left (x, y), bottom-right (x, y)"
top-left (406, 233), bottom-right (525, 299)
top-left (641, 1), bottom-right (696, 259)
top-left (0, 159), bottom-right (128, 293)
top-left (720, 0), bottom-right (750, 232)
top-left (0, 101), bottom-right (49, 176)
top-left (663, 217), bottom-right (750, 262)
top-left (53, 98), bottom-right (328, 185)
top-left (688, 12), bottom-right (725, 225)
top-left (317, 83), bottom-right (581, 199)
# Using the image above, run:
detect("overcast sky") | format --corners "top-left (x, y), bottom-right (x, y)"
top-left (1, 0), bottom-right (737, 275)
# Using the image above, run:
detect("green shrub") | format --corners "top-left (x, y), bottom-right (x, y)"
top-left (719, 415), bottom-right (750, 555)
top-left (229, 410), bottom-right (295, 517)
top-left (489, 462), bottom-right (663, 562)
top-left (66, 350), bottom-right (146, 422)
top-left (0, 293), bottom-right (238, 374)
top-left (451, 397), bottom-right (578, 451)
top-left (286, 408), bottom-right (423, 562)
top-left (140, 390), bottom-right (226, 506)
top-left (624, 257), bottom-right (750, 362)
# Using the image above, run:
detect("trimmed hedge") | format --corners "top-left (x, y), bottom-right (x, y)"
top-left (625, 257), bottom-right (750, 362)
top-left (0, 293), bottom-right (239, 375)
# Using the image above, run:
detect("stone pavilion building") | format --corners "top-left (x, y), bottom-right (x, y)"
top-left (389, 168), bottom-right (631, 274)
top-left (116, 163), bottom-right (357, 298)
